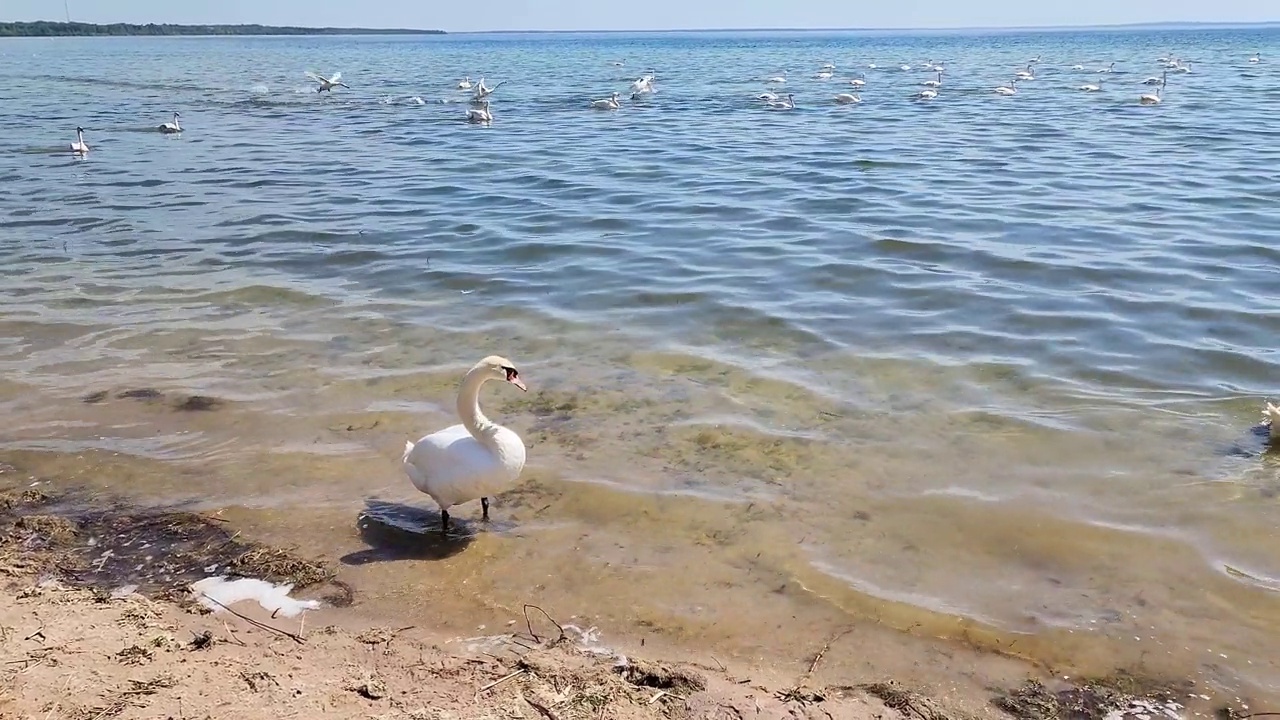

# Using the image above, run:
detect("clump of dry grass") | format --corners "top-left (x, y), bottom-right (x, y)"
top-left (992, 674), bottom-right (1187, 720)
top-left (228, 546), bottom-right (334, 589)
top-left (114, 644), bottom-right (154, 665)
top-left (861, 681), bottom-right (961, 720)
top-left (12, 514), bottom-right (79, 546)
top-left (0, 488), bottom-right (50, 511)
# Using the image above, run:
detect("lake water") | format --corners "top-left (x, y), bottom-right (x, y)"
top-left (2, 26), bottom-right (1279, 701)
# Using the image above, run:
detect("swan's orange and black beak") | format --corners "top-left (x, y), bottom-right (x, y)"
top-left (504, 367), bottom-right (527, 392)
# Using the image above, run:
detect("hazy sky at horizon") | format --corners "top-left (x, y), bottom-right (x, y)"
top-left (2, 0), bottom-right (1276, 32)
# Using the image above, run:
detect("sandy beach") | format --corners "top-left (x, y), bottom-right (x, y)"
top-left (0, 455), bottom-right (1257, 720)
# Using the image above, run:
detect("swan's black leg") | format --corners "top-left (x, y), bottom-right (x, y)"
top-left (440, 509), bottom-right (450, 534)
top-left (481, 497), bottom-right (490, 521)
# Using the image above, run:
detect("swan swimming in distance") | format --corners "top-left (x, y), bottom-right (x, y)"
top-left (834, 91), bottom-right (862, 104)
top-left (849, 75), bottom-right (867, 87)
top-left (766, 71), bottom-right (787, 84)
top-left (1079, 79), bottom-right (1103, 91)
top-left (766, 93), bottom-right (795, 110)
top-left (473, 78), bottom-right (506, 101)
top-left (923, 71), bottom-right (943, 87)
top-left (1071, 63), bottom-right (1085, 70)
top-left (457, 76), bottom-right (472, 89)
top-left (1139, 75), bottom-right (1165, 105)
top-left (157, 112), bottom-right (182, 134)
top-left (756, 91), bottom-right (779, 102)
top-left (1015, 65), bottom-right (1035, 81)
top-left (915, 87), bottom-right (938, 100)
top-left (403, 356), bottom-right (528, 534)
top-left (1098, 62), bottom-right (1115, 73)
top-left (306, 71), bottom-right (348, 92)
top-left (70, 126), bottom-right (88, 154)
top-left (591, 91), bottom-right (622, 110)
top-left (994, 78), bottom-right (1018, 95)
top-left (466, 100), bottom-right (493, 123)
top-left (1250, 52), bottom-right (1261, 64)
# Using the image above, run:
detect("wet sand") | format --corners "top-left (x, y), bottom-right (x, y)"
top-left (0, 474), bottom-right (1249, 720)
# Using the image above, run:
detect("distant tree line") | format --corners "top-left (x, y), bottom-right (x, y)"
top-left (0, 21), bottom-right (444, 37)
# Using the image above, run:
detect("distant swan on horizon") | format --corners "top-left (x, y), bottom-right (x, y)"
top-left (1098, 62), bottom-right (1115, 73)
top-left (402, 356), bottom-right (528, 534)
top-left (157, 112), bottom-right (181, 133)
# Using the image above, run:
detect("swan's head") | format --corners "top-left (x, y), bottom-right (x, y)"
top-left (76, 126), bottom-right (84, 133)
top-left (473, 355), bottom-right (526, 392)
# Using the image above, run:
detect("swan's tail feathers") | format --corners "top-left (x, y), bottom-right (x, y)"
top-left (1264, 403), bottom-right (1280, 439)
top-left (403, 440), bottom-right (415, 461)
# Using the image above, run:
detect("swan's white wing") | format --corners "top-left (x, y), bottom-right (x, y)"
top-left (404, 426), bottom-right (512, 507)
top-left (329, 72), bottom-right (342, 83)
top-left (305, 71), bottom-right (325, 83)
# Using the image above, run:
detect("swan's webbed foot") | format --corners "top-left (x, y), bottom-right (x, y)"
top-left (440, 509), bottom-right (450, 535)
top-left (481, 497), bottom-right (490, 521)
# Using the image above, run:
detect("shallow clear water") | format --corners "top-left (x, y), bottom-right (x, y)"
top-left (2, 26), bottom-right (1280, 698)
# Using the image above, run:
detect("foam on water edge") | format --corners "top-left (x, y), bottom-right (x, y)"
top-left (191, 576), bottom-right (320, 618)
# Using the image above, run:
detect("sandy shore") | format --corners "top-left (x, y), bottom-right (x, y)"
top-left (0, 460), bottom-right (1249, 720)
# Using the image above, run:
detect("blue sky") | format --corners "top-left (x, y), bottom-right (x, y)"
top-left (3, 0), bottom-right (1276, 31)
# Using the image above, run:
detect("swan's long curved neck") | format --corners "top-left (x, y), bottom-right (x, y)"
top-left (457, 370), bottom-right (500, 445)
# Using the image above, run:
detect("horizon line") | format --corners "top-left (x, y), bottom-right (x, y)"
top-left (3, 17), bottom-right (1278, 35)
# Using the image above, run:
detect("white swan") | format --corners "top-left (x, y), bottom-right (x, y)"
top-left (1098, 62), bottom-right (1115, 73)
top-left (756, 91), bottom-right (779, 102)
top-left (1071, 63), bottom-right (1085, 70)
top-left (815, 70), bottom-right (833, 79)
top-left (994, 78), bottom-right (1018, 95)
top-left (306, 71), bottom-right (348, 92)
top-left (591, 92), bottom-right (621, 110)
top-left (457, 76), bottom-right (472, 89)
top-left (766, 93), bottom-right (795, 110)
top-left (766, 71), bottom-right (787, 84)
top-left (1249, 52), bottom-right (1261, 64)
top-left (403, 356), bottom-right (528, 533)
top-left (466, 100), bottom-right (493, 123)
top-left (867, 63), bottom-right (878, 69)
top-left (1079, 79), bottom-right (1102, 92)
top-left (70, 126), bottom-right (88, 154)
top-left (1139, 84), bottom-right (1164, 105)
top-left (915, 88), bottom-right (938, 100)
top-left (1263, 402), bottom-right (1280, 440)
top-left (157, 112), bottom-right (182, 133)
top-left (1141, 74), bottom-right (1164, 85)
top-left (834, 92), bottom-right (861, 104)
top-left (1028, 54), bottom-right (1042, 64)
top-left (1015, 65), bottom-right (1035, 81)
top-left (473, 78), bottom-right (506, 101)
top-left (849, 75), bottom-right (866, 87)
top-left (899, 64), bottom-right (912, 71)
top-left (923, 71), bottom-right (943, 87)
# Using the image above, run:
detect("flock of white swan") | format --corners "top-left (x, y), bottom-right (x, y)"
top-left (64, 49), bottom-right (1265, 152)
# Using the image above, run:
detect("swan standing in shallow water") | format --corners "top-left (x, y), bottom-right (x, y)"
top-left (1263, 402), bottom-right (1280, 439)
top-left (70, 126), bottom-right (88, 154)
top-left (306, 71), bottom-right (348, 92)
top-left (403, 356), bottom-right (528, 533)
top-left (157, 112), bottom-right (182, 133)
top-left (591, 92), bottom-right (621, 110)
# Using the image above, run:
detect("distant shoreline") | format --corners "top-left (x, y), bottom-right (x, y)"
top-left (0, 21), bottom-right (444, 37)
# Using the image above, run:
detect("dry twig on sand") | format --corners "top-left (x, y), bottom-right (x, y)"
top-left (197, 592), bottom-right (306, 644)
top-left (523, 603), bottom-right (566, 645)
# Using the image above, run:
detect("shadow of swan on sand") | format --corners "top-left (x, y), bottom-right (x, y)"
top-left (340, 498), bottom-right (508, 566)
